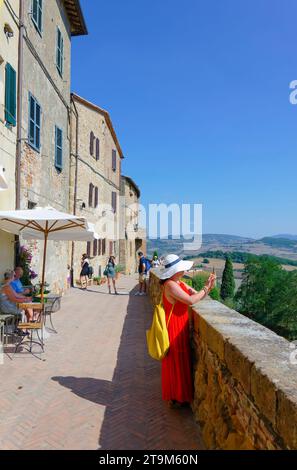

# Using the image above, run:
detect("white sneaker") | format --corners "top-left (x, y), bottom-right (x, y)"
top-left (134, 292), bottom-right (141, 296)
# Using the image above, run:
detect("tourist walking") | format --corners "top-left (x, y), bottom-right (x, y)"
top-left (151, 254), bottom-right (160, 268)
top-left (104, 256), bottom-right (118, 294)
top-left (80, 253), bottom-right (89, 290)
top-left (135, 251), bottom-right (150, 296)
top-left (154, 254), bottom-right (216, 408)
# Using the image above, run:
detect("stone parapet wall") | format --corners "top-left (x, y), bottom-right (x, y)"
top-left (149, 272), bottom-right (297, 450)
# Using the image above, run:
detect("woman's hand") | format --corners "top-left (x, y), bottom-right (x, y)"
top-left (205, 273), bottom-right (216, 292)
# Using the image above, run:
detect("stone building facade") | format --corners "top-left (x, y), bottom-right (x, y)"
top-left (119, 175), bottom-right (146, 275)
top-left (0, 0), bottom-right (19, 276)
top-left (70, 93), bottom-right (124, 283)
top-left (18, 0), bottom-right (87, 291)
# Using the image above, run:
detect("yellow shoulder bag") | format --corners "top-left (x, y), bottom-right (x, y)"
top-left (146, 302), bottom-right (175, 361)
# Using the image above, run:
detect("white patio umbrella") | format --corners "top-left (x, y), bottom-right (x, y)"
top-left (0, 207), bottom-right (99, 301)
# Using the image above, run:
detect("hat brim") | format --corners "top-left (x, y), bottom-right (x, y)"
top-left (152, 260), bottom-right (193, 280)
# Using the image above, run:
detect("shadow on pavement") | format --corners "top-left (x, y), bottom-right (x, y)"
top-left (52, 286), bottom-right (203, 450)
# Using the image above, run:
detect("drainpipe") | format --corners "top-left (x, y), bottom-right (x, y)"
top-left (70, 95), bottom-right (79, 286)
top-left (16, 0), bottom-right (24, 210)
top-left (14, 0), bottom-right (24, 266)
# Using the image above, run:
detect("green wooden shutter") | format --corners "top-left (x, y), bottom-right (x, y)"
top-left (5, 63), bottom-right (17, 127)
top-left (56, 27), bottom-right (63, 76)
top-left (38, 0), bottom-right (43, 32)
top-left (55, 126), bottom-right (63, 170)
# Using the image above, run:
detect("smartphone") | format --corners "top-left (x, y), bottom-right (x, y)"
top-left (212, 266), bottom-right (215, 274)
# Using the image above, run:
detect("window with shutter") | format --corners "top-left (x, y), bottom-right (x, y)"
top-left (112, 150), bottom-right (117, 171)
top-left (98, 239), bottom-right (102, 256)
top-left (56, 27), bottom-right (64, 77)
top-left (93, 240), bottom-right (98, 257)
top-left (55, 126), bottom-right (63, 170)
top-left (32, 0), bottom-right (43, 34)
top-left (96, 138), bottom-right (100, 160)
top-left (87, 241), bottom-right (91, 257)
top-left (88, 183), bottom-right (94, 207)
top-left (102, 239), bottom-right (106, 255)
top-left (111, 192), bottom-right (117, 213)
top-left (109, 241), bottom-right (113, 255)
top-left (90, 131), bottom-right (94, 156)
top-left (94, 187), bottom-right (99, 208)
top-left (5, 63), bottom-right (17, 127)
top-left (28, 93), bottom-right (41, 152)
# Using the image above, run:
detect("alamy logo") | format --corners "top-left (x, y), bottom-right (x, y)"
top-left (289, 81), bottom-right (297, 104)
top-left (94, 199), bottom-right (203, 252)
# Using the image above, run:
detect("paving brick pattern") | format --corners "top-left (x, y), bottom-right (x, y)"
top-left (0, 276), bottom-right (204, 450)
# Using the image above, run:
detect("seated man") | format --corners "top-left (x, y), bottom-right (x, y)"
top-left (10, 267), bottom-right (31, 295)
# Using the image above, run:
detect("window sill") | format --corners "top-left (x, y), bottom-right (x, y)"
top-left (27, 141), bottom-right (41, 153)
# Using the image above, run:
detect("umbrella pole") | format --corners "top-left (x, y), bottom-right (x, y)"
top-left (41, 226), bottom-right (49, 304)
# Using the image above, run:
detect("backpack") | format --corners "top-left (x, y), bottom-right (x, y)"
top-left (88, 265), bottom-right (93, 278)
top-left (146, 303), bottom-right (175, 361)
top-left (144, 258), bottom-right (152, 272)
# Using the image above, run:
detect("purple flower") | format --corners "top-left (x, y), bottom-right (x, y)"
top-left (29, 270), bottom-right (38, 280)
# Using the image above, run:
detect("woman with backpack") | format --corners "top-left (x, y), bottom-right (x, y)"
top-left (80, 253), bottom-right (90, 290)
top-left (154, 254), bottom-right (216, 408)
top-left (104, 256), bottom-right (118, 295)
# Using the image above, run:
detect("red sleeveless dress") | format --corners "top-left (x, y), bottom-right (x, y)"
top-left (162, 282), bottom-right (193, 403)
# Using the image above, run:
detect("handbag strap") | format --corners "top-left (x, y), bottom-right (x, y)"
top-left (166, 302), bottom-right (175, 328)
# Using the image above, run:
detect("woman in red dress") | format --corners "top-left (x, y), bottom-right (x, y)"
top-left (154, 254), bottom-right (216, 407)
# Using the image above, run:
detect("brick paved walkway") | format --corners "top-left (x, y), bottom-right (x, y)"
top-left (0, 276), bottom-right (204, 450)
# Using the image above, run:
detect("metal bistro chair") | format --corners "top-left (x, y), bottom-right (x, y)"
top-left (44, 296), bottom-right (61, 334)
top-left (14, 305), bottom-right (45, 360)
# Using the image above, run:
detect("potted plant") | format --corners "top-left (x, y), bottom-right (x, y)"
top-left (115, 265), bottom-right (125, 280)
top-left (93, 276), bottom-right (101, 285)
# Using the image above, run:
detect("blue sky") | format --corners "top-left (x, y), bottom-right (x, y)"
top-left (72, 0), bottom-right (297, 239)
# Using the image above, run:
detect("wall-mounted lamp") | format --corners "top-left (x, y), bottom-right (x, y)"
top-left (0, 166), bottom-right (8, 191)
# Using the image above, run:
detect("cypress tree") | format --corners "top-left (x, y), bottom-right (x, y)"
top-left (220, 256), bottom-right (235, 300)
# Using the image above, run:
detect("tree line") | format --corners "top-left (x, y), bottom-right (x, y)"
top-left (187, 254), bottom-right (297, 340)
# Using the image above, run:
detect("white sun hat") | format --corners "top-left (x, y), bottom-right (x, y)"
top-left (153, 254), bottom-right (193, 280)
